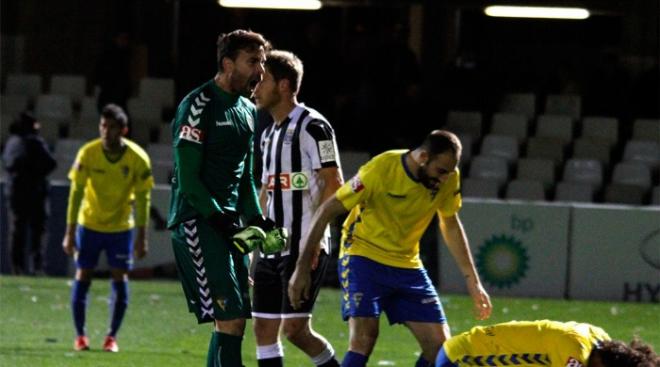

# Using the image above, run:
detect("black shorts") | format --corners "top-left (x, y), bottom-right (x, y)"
top-left (252, 251), bottom-right (330, 318)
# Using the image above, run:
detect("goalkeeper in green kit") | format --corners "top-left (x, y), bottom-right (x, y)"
top-left (167, 29), bottom-right (287, 367)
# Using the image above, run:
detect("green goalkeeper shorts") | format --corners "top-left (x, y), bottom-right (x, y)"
top-left (171, 218), bottom-right (251, 324)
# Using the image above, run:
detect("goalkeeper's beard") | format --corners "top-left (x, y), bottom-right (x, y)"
top-left (417, 166), bottom-right (440, 190)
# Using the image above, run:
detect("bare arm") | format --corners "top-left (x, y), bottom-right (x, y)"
top-left (297, 195), bottom-right (347, 271)
top-left (289, 195), bottom-right (348, 309)
top-left (440, 213), bottom-right (492, 320)
top-left (317, 166), bottom-right (343, 203)
top-left (258, 185), bottom-right (268, 214)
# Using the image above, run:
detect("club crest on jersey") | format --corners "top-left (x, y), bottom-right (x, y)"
top-left (350, 175), bottom-right (364, 193)
top-left (283, 129), bottom-right (295, 144)
top-left (179, 125), bottom-right (203, 144)
top-left (565, 357), bottom-right (582, 367)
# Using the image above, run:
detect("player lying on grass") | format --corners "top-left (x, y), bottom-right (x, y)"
top-left (435, 319), bottom-right (659, 367)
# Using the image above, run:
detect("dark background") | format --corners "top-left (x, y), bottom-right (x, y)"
top-left (2, 0), bottom-right (658, 151)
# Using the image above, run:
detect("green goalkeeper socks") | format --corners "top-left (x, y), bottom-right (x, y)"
top-left (207, 331), bottom-right (243, 367)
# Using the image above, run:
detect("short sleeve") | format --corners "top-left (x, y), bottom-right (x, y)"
top-left (68, 148), bottom-right (88, 185)
top-left (335, 159), bottom-right (378, 211)
top-left (134, 154), bottom-right (155, 192)
top-left (303, 119), bottom-right (339, 169)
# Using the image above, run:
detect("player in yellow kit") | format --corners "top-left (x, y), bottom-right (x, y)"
top-left (289, 130), bottom-right (491, 367)
top-left (436, 320), bottom-right (658, 367)
top-left (62, 104), bottom-right (154, 352)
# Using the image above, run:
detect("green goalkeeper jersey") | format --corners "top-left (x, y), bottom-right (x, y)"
top-left (167, 79), bottom-right (261, 228)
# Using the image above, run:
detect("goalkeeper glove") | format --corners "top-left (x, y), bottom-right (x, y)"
top-left (231, 226), bottom-right (267, 254)
top-left (248, 216), bottom-right (288, 254)
top-left (207, 212), bottom-right (266, 254)
top-left (261, 227), bottom-right (289, 254)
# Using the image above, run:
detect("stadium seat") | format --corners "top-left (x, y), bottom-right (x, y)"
top-left (490, 112), bottom-right (528, 142)
top-left (603, 184), bottom-right (646, 205)
top-left (35, 94), bottom-right (73, 122)
top-left (622, 140), bottom-right (660, 171)
top-left (651, 186), bottom-right (660, 206)
top-left (51, 160), bottom-right (74, 182)
top-left (147, 143), bottom-right (173, 164)
top-left (461, 177), bottom-right (500, 199)
top-left (5, 73), bottom-right (42, 98)
top-left (479, 134), bottom-right (519, 165)
top-left (505, 179), bottom-right (546, 201)
top-left (544, 94), bottom-right (581, 120)
top-left (128, 97), bottom-right (164, 145)
top-left (55, 138), bottom-right (84, 160)
top-left (611, 162), bottom-right (652, 190)
top-left (446, 111), bottom-right (483, 139)
top-left (157, 126), bottom-right (173, 145)
top-left (1, 94), bottom-right (30, 118)
top-left (572, 138), bottom-right (612, 167)
top-left (525, 137), bottom-right (566, 167)
top-left (562, 158), bottom-right (604, 190)
top-left (632, 118), bottom-right (660, 143)
top-left (129, 122), bottom-right (154, 147)
top-left (35, 94), bottom-right (74, 144)
top-left (152, 160), bottom-right (173, 185)
top-left (128, 97), bottom-right (162, 122)
top-left (139, 78), bottom-right (175, 110)
top-left (499, 93), bottom-right (536, 121)
top-left (456, 133), bottom-right (473, 166)
top-left (554, 181), bottom-right (595, 203)
top-left (581, 116), bottom-right (618, 147)
top-left (50, 74), bottom-right (87, 102)
top-left (535, 114), bottom-right (574, 145)
top-left (468, 155), bottom-right (509, 189)
top-left (516, 158), bottom-right (556, 191)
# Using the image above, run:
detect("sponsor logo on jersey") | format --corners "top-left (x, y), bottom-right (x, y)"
top-left (318, 140), bottom-right (336, 163)
top-left (350, 175), bottom-right (364, 193)
top-left (565, 357), bottom-right (582, 367)
top-left (179, 125), bottom-right (203, 144)
top-left (266, 172), bottom-right (310, 191)
top-left (216, 120), bottom-right (232, 127)
top-left (283, 129), bottom-right (295, 144)
top-left (121, 165), bottom-right (129, 178)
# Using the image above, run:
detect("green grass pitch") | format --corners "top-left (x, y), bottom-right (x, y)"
top-left (1, 276), bottom-right (658, 366)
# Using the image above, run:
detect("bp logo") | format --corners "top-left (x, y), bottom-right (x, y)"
top-left (291, 172), bottom-right (309, 190)
top-left (476, 234), bottom-right (529, 289)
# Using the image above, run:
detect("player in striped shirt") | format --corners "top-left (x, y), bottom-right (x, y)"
top-left (252, 50), bottom-right (343, 367)
top-left (62, 104), bottom-right (154, 352)
top-left (435, 320), bottom-right (658, 367)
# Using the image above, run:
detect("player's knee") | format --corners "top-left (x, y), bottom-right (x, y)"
top-left (253, 319), bottom-right (280, 342)
top-left (215, 318), bottom-right (246, 336)
top-left (76, 269), bottom-right (93, 282)
top-left (282, 319), bottom-right (309, 343)
top-left (350, 328), bottom-right (379, 352)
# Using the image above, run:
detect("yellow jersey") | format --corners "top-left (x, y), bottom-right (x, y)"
top-left (336, 150), bottom-right (462, 269)
top-left (444, 320), bottom-right (611, 367)
top-left (69, 138), bottom-right (154, 232)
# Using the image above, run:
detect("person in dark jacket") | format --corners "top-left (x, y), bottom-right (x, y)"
top-left (2, 111), bottom-right (57, 274)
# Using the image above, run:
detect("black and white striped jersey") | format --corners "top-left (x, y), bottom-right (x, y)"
top-left (260, 104), bottom-right (341, 258)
